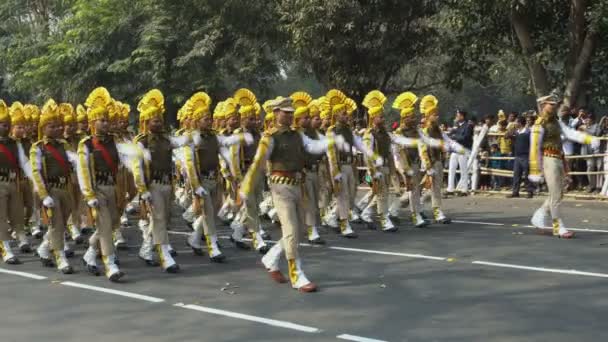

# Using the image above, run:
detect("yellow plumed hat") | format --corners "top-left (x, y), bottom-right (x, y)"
top-left (120, 102), bottom-right (130, 120)
top-left (39, 99), bottom-right (61, 139)
top-left (85, 87), bottom-right (112, 122)
top-left (223, 98), bottom-right (239, 118)
top-left (393, 92), bottom-right (418, 118)
top-left (107, 100), bottom-right (120, 122)
top-left (322, 90), bottom-right (347, 124)
top-left (213, 101), bottom-right (226, 120)
top-left (362, 90), bottom-right (386, 121)
top-left (308, 99), bottom-right (321, 117)
top-left (138, 89), bottom-right (165, 121)
top-left (76, 104), bottom-right (87, 123)
top-left (59, 103), bottom-right (75, 124)
top-left (29, 104), bottom-right (41, 124)
top-left (187, 92), bottom-right (213, 121)
top-left (9, 101), bottom-right (26, 125)
top-left (420, 95), bottom-right (439, 117)
top-left (291, 91), bottom-right (312, 120)
top-left (234, 88), bottom-right (257, 118)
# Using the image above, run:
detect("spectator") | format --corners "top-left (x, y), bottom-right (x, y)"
top-left (506, 116), bottom-right (533, 198)
top-left (580, 113), bottom-right (602, 192)
top-left (447, 110), bottom-right (474, 195)
top-left (488, 143), bottom-right (503, 190)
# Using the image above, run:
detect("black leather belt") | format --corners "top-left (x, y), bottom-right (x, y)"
top-left (200, 170), bottom-right (217, 180)
top-left (47, 176), bottom-right (68, 189)
top-left (151, 172), bottom-right (171, 184)
top-left (95, 172), bottom-right (115, 185)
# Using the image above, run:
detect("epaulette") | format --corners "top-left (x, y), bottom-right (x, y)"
top-left (263, 127), bottom-right (279, 137)
top-left (233, 127), bottom-right (243, 134)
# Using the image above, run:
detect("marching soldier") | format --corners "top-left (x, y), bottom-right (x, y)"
top-left (324, 89), bottom-right (380, 238)
top-left (419, 95), bottom-right (454, 224)
top-left (391, 92), bottom-right (428, 227)
top-left (232, 89), bottom-right (270, 253)
top-left (0, 100), bottom-right (32, 264)
top-left (60, 103), bottom-right (87, 245)
top-left (529, 95), bottom-right (599, 238)
top-left (78, 87), bottom-right (136, 281)
top-left (183, 92), bottom-right (252, 261)
top-left (133, 89), bottom-right (185, 272)
top-left (31, 99), bottom-right (76, 274)
top-left (240, 97), bottom-right (348, 292)
top-left (8, 102), bottom-right (34, 252)
top-left (290, 92), bottom-right (325, 244)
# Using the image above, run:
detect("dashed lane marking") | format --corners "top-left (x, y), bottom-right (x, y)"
top-left (337, 333), bottom-right (389, 342)
top-left (0, 267), bottom-right (47, 280)
top-left (173, 303), bottom-right (321, 333)
top-left (61, 281), bottom-right (165, 303)
top-left (472, 261), bottom-right (608, 278)
top-left (329, 246), bottom-right (447, 261)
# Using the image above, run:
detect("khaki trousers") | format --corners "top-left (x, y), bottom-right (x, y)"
top-left (430, 160), bottom-right (443, 208)
top-left (303, 169), bottom-right (321, 227)
top-left (46, 187), bottom-right (72, 251)
top-left (89, 185), bottom-right (118, 256)
top-left (238, 172), bottom-right (262, 232)
top-left (408, 165), bottom-right (423, 214)
top-left (541, 156), bottom-right (563, 219)
top-left (0, 181), bottom-right (25, 241)
top-left (20, 180), bottom-right (33, 230)
top-left (147, 183), bottom-right (172, 245)
top-left (336, 164), bottom-right (356, 220)
top-left (193, 178), bottom-right (220, 236)
top-left (317, 161), bottom-right (332, 209)
top-left (270, 182), bottom-right (305, 260)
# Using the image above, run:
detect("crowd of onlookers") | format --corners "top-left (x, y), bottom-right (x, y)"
top-left (441, 108), bottom-right (608, 197)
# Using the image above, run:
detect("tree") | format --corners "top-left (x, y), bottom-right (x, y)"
top-left (277, 0), bottom-right (440, 105)
top-left (444, 0), bottom-right (608, 109)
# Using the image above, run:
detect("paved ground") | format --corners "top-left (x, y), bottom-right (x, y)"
top-left (2, 194), bottom-right (608, 342)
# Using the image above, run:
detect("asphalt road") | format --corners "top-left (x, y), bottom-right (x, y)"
top-left (2, 194), bottom-right (608, 342)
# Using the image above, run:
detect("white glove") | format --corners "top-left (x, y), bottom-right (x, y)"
top-left (373, 172), bottom-right (383, 180)
top-left (191, 130), bottom-right (202, 146)
top-left (87, 198), bottom-right (99, 208)
top-left (334, 135), bottom-right (351, 152)
top-left (243, 132), bottom-right (254, 146)
top-left (426, 168), bottom-right (436, 176)
top-left (195, 186), bottom-right (208, 197)
top-left (140, 191), bottom-right (152, 201)
top-left (374, 156), bottom-right (384, 168)
top-left (42, 196), bottom-right (54, 208)
top-left (334, 173), bottom-right (343, 182)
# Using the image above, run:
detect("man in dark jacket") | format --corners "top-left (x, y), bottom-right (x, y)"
top-left (447, 110), bottom-right (473, 195)
top-left (507, 116), bottom-right (533, 198)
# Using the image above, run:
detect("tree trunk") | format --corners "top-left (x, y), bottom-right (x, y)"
top-left (510, 7), bottom-right (551, 98)
top-left (562, 29), bottom-right (597, 109)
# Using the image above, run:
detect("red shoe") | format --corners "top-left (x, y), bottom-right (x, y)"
top-left (558, 231), bottom-right (575, 239)
top-left (297, 282), bottom-right (318, 293)
top-left (268, 270), bottom-right (287, 284)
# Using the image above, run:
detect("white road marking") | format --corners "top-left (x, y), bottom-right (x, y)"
top-left (472, 261), bottom-right (608, 278)
top-left (61, 281), bottom-right (165, 303)
top-left (0, 268), bottom-right (47, 280)
top-left (330, 246), bottom-right (446, 261)
top-left (174, 303), bottom-right (321, 333)
top-left (337, 333), bottom-right (388, 342)
top-left (453, 220), bottom-right (505, 226)
top-left (454, 220), bottom-right (608, 233)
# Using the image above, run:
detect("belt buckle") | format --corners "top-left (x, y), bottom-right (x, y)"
top-left (108, 175), bottom-right (114, 184)
top-left (9, 171), bottom-right (16, 180)
top-left (59, 176), bottom-right (66, 184)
